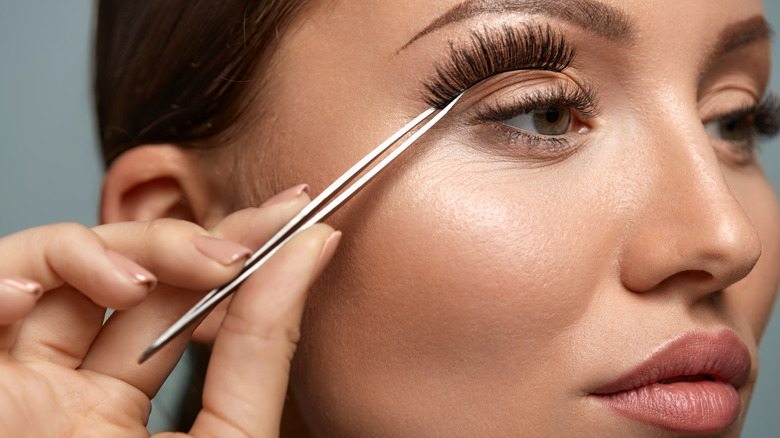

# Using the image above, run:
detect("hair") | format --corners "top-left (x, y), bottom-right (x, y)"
top-left (95, 0), bottom-right (312, 167)
top-left (95, 1), bottom-right (312, 429)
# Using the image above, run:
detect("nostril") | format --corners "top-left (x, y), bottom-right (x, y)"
top-left (655, 270), bottom-right (713, 290)
top-left (677, 270), bottom-right (713, 282)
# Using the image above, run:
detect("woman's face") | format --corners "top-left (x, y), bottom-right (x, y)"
top-left (233, 0), bottom-right (780, 435)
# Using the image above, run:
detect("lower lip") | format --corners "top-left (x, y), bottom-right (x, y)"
top-left (596, 380), bottom-right (741, 433)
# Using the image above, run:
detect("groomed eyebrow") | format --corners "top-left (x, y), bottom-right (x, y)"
top-left (400, 0), bottom-right (636, 51)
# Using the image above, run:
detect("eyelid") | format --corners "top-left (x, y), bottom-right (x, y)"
top-left (449, 79), bottom-right (597, 163)
top-left (467, 115), bottom-right (583, 164)
top-left (468, 79), bottom-right (601, 124)
top-left (702, 93), bottom-right (780, 138)
top-left (701, 93), bottom-right (780, 165)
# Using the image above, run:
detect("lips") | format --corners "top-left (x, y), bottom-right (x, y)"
top-left (592, 330), bottom-right (751, 433)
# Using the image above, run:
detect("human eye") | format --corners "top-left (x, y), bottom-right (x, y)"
top-left (703, 94), bottom-right (780, 164)
top-left (467, 82), bottom-right (598, 158)
top-left (502, 105), bottom-right (572, 136)
top-left (420, 23), bottom-right (598, 160)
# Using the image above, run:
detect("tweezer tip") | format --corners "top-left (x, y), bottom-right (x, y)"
top-left (138, 344), bottom-right (159, 364)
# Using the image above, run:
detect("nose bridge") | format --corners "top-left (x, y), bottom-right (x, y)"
top-left (655, 123), bottom-right (736, 237)
top-left (620, 106), bottom-right (761, 294)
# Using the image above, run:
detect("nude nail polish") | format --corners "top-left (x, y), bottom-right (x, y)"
top-left (260, 183), bottom-right (310, 208)
top-left (105, 250), bottom-right (157, 291)
top-left (313, 231), bottom-right (342, 279)
top-left (0, 275), bottom-right (43, 299)
top-left (195, 236), bottom-right (252, 265)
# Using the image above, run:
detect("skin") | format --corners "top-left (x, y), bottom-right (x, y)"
top-left (0, 0), bottom-right (776, 437)
top-left (237, 0), bottom-right (778, 436)
top-left (0, 197), bottom-right (339, 437)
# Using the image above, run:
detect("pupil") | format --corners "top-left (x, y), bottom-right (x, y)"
top-left (724, 120), bottom-right (737, 132)
top-left (545, 107), bottom-right (560, 123)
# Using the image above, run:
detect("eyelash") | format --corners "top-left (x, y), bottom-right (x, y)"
top-left (709, 94), bottom-right (780, 155)
top-left (423, 23), bottom-right (780, 161)
top-left (468, 83), bottom-right (598, 152)
top-left (423, 23), bottom-right (575, 108)
top-left (422, 24), bottom-right (594, 155)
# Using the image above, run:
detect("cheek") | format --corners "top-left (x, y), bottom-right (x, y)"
top-left (291, 143), bottom-right (621, 431)
top-left (344, 163), bottom-right (598, 348)
top-left (726, 170), bottom-right (780, 339)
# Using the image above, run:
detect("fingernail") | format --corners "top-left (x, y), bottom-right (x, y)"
top-left (260, 184), bottom-right (310, 208)
top-left (105, 250), bottom-right (157, 291)
top-left (0, 275), bottom-right (43, 299)
top-left (195, 236), bottom-right (252, 265)
top-left (313, 231), bottom-right (342, 279)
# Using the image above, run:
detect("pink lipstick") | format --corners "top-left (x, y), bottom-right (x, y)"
top-left (592, 330), bottom-right (751, 433)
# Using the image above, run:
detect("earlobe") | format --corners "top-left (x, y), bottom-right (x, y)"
top-left (101, 144), bottom-right (219, 225)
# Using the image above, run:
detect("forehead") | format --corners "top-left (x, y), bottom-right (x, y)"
top-left (259, 0), bottom-right (770, 170)
top-left (277, 0), bottom-right (769, 103)
top-left (275, 0), bottom-right (769, 109)
top-left (305, 0), bottom-right (767, 48)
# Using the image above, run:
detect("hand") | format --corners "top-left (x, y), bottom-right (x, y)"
top-left (0, 190), bottom-right (339, 437)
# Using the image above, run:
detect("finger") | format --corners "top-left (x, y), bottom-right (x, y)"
top-left (2, 219), bottom-right (247, 369)
top-left (0, 275), bottom-right (43, 326)
top-left (79, 283), bottom-right (203, 397)
top-left (0, 223), bottom-right (156, 310)
top-left (191, 225), bottom-right (340, 438)
top-left (90, 185), bottom-right (310, 291)
top-left (191, 186), bottom-right (313, 341)
top-left (92, 220), bottom-right (251, 292)
top-left (0, 276), bottom-right (43, 351)
top-left (209, 183), bottom-right (311, 249)
top-left (78, 188), bottom-right (312, 397)
top-left (192, 298), bottom-right (230, 343)
top-left (10, 285), bottom-right (105, 368)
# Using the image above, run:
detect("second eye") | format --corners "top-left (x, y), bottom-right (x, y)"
top-left (500, 104), bottom-right (572, 136)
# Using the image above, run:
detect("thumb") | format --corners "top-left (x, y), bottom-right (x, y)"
top-left (187, 224), bottom-right (340, 438)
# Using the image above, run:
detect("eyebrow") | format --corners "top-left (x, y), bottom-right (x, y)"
top-left (710, 15), bottom-right (772, 63)
top-left (400, 0), bottom-right (636, 51)
top-left (699, 15), bottom-right (772, 83)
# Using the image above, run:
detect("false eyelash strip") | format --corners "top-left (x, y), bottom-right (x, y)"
top-left (423, 23), bottom-right (576, 108)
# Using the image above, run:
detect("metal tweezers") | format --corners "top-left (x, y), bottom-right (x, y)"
top-left (139, 93), bottom-right (463, 363)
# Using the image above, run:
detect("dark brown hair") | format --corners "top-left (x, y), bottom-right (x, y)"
top-left (95, 1), bottom-right (312, 430)
top-left (95, 0), bottom-right (311, 166)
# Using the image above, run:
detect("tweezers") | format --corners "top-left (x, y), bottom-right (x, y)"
top-left (139, 93), bottom-right (463, 363)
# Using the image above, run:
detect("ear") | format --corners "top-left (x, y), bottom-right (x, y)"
top-left (101, 144), bottom-right (225, 226)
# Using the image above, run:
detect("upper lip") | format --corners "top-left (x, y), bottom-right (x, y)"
top-left (591, 330), bottom-right (751, 395)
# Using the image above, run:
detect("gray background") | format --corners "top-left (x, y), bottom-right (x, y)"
top-left (1, 1), bottom-right (778, 435)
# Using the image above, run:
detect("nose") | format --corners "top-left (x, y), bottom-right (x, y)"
top-left (618, 115), bottom-right (762, 299)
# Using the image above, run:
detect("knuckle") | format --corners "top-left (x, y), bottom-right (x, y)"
top-left (219, 312), bottom-right (301, 362)
top-left (54, 222), bottom-right (92, 239)
top-left (48, 222), bottom-right (98, 251)
top-left (145, 217), bottom-right (203, 240)
top-left (143, 218), bottom-right (202, 252)
top-left (142, 217), bottom-right (177, 235)
top-left (221, 312), bottom-right (283, 343)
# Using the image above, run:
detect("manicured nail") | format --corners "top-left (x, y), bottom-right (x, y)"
top-left (313, 231), bottom-right (342, 279)
top-left (195, 236), bottom-right (252, 265)
top-left (0, 275), bottom-right (43, 299)
top-left (260, 184), bottom-right (310, 208)
top-left (105, 250), bottom-right (157, 291)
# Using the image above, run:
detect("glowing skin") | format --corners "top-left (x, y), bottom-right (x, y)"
top-left (215, 0), bottom-right (780, 436)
